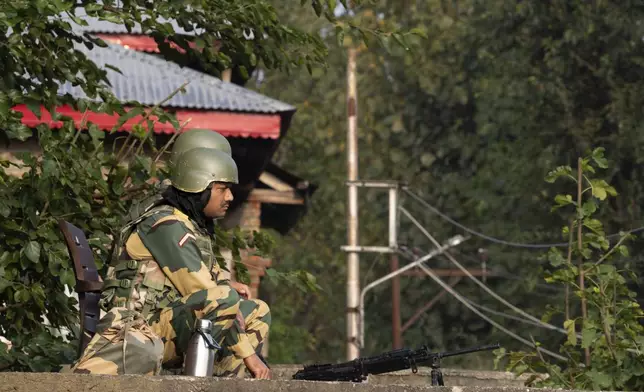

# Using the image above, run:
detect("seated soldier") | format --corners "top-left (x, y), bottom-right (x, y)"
top-left (70, 146), bottom-right (271, 379)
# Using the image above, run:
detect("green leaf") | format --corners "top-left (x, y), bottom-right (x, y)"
top-left (563, 319), bottom-right (577, 346)
top-left (23, 241), bottom-right (41, 263)
top-left (312, 0), bottom-right (322, 16)
top-left (25, 100), bottom-right (41, 120)
top-left (545, 165), bottom-right (573, 183)
top-left (592, 186), bottom-right (606, 200)
top-left (590, 179), bottom-right (618, 200)
top-left (547, 248), bottom-right (566, 267)
top-left (14, 289), bottom-right (23, 303)
top-left (617, 245), bottom-right (629, 257)
top-left (60, 269), bottom-right (76, 288)
top-left (410, 27), bottom-right (428, 39)
top-left (587, 369), bottom-right (614, 389)
top-left (582, 200), bottom-right (597, 216)
top-left (583, 218), bottom-right (603, 234)
top-left (113, 107), bottom-right (145, 130)
top-left (591, 147), bottom-right (609, 169)
top-left (391, 32), bottom-right (408, 51)
top-left (554, 194), bottom-right (574, 206)
top-left (239, 65), bottom-right (249, 80)
top-left (581, 325), bottom-right (597, 348)
top-left (327, 0), bottom-right (337, 13)
top-left (5, 123), bottom-right (33, 141)
top-left (41, 158), bottom-right (58, 179)
top-left (104, 64), bottom-right (123, 74)
top-left (88, 123), bottom-right (104, 146)
top-left (85, 2), bottom-right (103, 12)
top-left (0, 201), bottom-right (10, 218)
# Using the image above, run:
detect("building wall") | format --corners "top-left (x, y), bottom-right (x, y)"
top-left (0, 138), bottom-right (39, 177)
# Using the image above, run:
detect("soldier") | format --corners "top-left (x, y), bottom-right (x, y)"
top-left (127, 129), bottom-right (272, 378)
top-left (70, 145), bottom-right (271, 379)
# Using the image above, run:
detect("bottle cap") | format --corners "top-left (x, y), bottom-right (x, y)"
top-left (195, 318), bottom-right (213, 332)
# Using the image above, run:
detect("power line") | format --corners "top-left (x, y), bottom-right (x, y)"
top-left (399, 206), bottom-right (573, 337)
top-left (402, 254), bottom-right (568, 362)
top-left (464, 299), bottom-right (553, 329)
top-left (404, 245), bottom-right (566, 294)
top-left (400, 205), bottom-right (639, 357)
top-left (403, 188), bottom-right (644, 249)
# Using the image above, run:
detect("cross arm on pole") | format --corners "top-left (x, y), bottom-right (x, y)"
top-left (358, 235), bottom-right (468, 348)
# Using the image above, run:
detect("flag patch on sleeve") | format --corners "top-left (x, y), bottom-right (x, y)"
top-left (178, 233), bottom-right (197, 247)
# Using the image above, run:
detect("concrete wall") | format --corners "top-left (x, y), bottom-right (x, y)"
top-left (270, 365), bottom-right (541, 388)
top-left (0, 372), bottom-right (591, 392)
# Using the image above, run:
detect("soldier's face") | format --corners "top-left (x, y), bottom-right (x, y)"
top-left (203, 183), bottom-right (234, 218)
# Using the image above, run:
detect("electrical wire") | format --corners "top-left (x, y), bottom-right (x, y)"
top-left (403, 254), bottom-right (568, 362)
top-left (464, 299), bottom-right (551, 329)
top-left (399, 206), bottom-right (574, 337)
top-left (406, 244), bottom-right (566, 294)
top-left (403, 188), bottom-right (644, 249)
top-left (400, 205), bottom-right (640, 357)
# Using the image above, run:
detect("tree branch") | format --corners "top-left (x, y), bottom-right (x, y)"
top-left (0, 303), bottom-right (22, 313)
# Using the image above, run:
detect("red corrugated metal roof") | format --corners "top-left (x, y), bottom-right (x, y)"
top-left (95, 34), bottom-right (209, 53)
top-left (97, 34), bottom-right (161, 52)
top-left (13, 104), bottom-right (281, 139)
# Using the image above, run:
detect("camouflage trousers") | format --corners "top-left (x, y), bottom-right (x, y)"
top-left (69, 286), bottom-right (270, 377)
top-left (212, 297), bottom-right (271, 378)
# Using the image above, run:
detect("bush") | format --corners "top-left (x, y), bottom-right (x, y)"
top-left (496, 148), bottom-right (644, 391)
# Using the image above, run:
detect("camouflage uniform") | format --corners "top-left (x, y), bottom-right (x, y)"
top-left (213, 297), bottom-right (271, 377)
top-left (71, 203), bottom-right (271, 375)
top-left (71, 133), bottom-right (271, 377)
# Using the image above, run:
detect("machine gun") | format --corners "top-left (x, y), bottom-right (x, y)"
top-left (292, 343), bottom-right (500, 386)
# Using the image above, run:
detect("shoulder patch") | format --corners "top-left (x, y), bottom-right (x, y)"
top-left (178, 233), bottom-right (197, 247)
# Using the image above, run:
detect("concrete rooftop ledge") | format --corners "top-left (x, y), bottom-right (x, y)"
top-left (0, 372), bottom-right (604, 392)
top-left (271, 365), bottom-right (541, 388)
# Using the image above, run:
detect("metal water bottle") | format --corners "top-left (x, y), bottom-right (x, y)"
top-left (183, 319), bottom-right (221, 377)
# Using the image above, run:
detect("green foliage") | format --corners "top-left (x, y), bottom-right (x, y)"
top-left (496, 148), bottom-right (644, 391)
top-left (1, 0), bottom-right (368, 373)
top-left (251, 0), bottom-right (644, 368)
top-left (0, 125), bottom-right (154, 372)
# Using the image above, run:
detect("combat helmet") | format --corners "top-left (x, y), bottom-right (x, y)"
top-left (168, 129), bottom-right (232, 171)
top-left (171, 147), bottom-right (239, 193)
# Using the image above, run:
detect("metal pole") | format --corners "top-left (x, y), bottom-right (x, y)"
top-left (359, 235), bottom-right (467, 347)
top-left (388, 186), bottom-right (398, 248)
top-left (391, 254), bottom-right (402, 349)
top-left (389, 185), bottom-right (401, 349)
top-left (346, 47), bottom-right (360, 360)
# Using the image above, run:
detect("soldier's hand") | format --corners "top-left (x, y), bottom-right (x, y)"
top-left (230, 281), bottom-right (251, 299)
top-left (244, 354), bottom-right (271, 380)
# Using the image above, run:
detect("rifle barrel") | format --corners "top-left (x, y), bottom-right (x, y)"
top-left (439, 343), bottom-right (501, 359)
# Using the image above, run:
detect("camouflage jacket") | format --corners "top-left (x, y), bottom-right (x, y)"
top-left (100, 203), bottom-right (229, 318)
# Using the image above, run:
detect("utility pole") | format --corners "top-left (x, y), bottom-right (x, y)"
top-left (391, 254), bottom-right (402, 349)
top-left (346, 47), bottom-right (360, 360)
top-left (389, 183), bottom-right (402, 349)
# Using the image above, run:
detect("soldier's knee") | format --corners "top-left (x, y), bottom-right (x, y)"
top-left (254, 299), bottom-right (271, 326)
